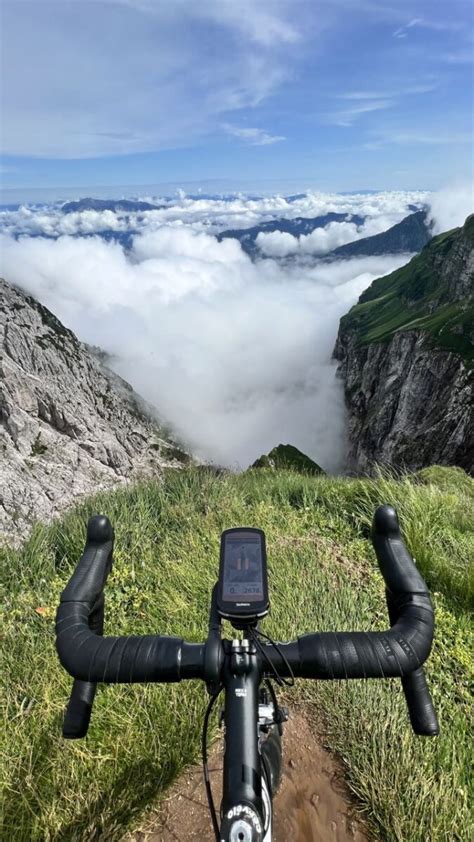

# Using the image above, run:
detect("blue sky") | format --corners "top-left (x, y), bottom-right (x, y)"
top-left (1, 0), bottom-right (473, 197)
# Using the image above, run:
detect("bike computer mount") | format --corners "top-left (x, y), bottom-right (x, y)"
top-left (217, 528), bottom-right (269, 628)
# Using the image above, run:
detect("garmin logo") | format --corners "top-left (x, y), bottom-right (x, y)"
top-left (236, 602), bottom-right (250, 607)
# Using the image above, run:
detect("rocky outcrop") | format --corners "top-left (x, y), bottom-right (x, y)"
top-left (334, 330), bottom-right (472, 473)
top-left (0, 277), bottom-right (189, 544)
top-left (334, 217), bottom-right (474, 474)
top-left (251, 444), bottom-right (324, 475)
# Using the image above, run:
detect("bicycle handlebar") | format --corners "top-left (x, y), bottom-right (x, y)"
top-left (55, 506), bottom-right (439, 738)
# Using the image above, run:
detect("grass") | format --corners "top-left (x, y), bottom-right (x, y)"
top-left (339, 221), bottom-right (474, 362)
top-left (1, 467), bottom-right (473, 841)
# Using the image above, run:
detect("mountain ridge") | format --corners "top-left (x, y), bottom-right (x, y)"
top-left (217, 212), bottom-right (366, 256)
top-left (218, 209), bottom-right (430, 259)
top-left (61, 197), bottom-right (165, 213)
top-left (331, 210), bottom-right (431, 258)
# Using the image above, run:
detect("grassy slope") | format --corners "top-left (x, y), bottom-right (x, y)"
top-left (2, 467), bottom-right (473, 841)
top-left (339, 221), bottom-right (474, 361)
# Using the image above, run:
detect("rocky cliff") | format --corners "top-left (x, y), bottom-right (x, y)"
top-left (0, 277), bottom-right (188, 543)
top-left (334, 216), bottom-right (474, 474)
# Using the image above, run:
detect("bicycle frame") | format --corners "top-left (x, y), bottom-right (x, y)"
top-left (219, 639), bottom-right (268, 841)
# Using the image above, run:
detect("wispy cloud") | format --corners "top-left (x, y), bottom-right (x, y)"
top-left (442, 49), bottom-right (474, 65)
top-left (393, 18), bottom-right (422, 39)
top-left (364, 130), bottom-right (472, 148)
top-left (1, 0), bottom-right (302, 158)
top-left (223, 125), bottom-right (286, 145)
top-left (339, 83), bottom-right (437, 100)
top-left (330, 81), bottom-right (438, 127)
top-left (393, 15), bottom-right (465, 38)
top-left (327, 100), bottom-right (392, 127)
top-left (106, 0), bottom-right (302, 47)
top-left (389, 130), bottom-right (472, 145)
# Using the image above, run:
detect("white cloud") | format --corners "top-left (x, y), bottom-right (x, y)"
top-left (388, 131), bottom-right (472, 146)
top-left (393, 16), bottom-right (464, 38)
top-left (330, 82), bottom-right (438, 127)
top-left (339, 83), bottom-right (437, 100)
top-left (1, 0), bottom-right (306, 158)
top-left (442, 49), bottom-right (474, 65)
top-left (257, 221), bottom-right (364, 256)
top-left (328, 100), bottom-right (392, 127)
top-left (106, 0), bottom-right (302, 47)
top-left (0, 210), bottom-right (410, 471)
top-left (223, 125), bottom-right (286, 145)
top-left (0, 189), bottom-right (428, 240)
top-left (427, 182), bottom-right (474, 233)
top-left (255, 208), bottom-right (420, 257)
top-left (256, 230), bottom-right (299, 257)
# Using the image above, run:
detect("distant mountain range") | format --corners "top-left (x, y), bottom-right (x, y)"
top-left (61, 197), bottom-right (165, 213)
top-left (2, 198), bottom-right (432, 262)
top-left (218, 209), bottom-right (430, 259)
top-left (331, 210), bottom-right (431, 258)
top-left (218, 212), bottom-right (366, 256)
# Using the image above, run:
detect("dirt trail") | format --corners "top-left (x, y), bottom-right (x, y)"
top-left (127, 709), bottom-right (368, 841)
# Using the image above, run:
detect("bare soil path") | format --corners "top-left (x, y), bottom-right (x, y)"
top-left (126, 708), bottom-right (369, 842)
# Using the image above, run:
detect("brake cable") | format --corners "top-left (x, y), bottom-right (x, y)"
top-left (250, 627), bottom-right (295, 687)
top-left (202, 687), bottom-right (223, 841)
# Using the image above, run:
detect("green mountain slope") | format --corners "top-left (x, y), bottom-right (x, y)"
top-left (2, 468), bottom-right (473, 842)
top-left (338, 216), bottom-right (474, 361)
top-left (252, 443), bottom-right (324, 474)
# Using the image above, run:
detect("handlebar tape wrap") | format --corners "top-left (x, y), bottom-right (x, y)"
top-left (294, 593), bottom-right (433, 679)
top-left (266, 506), bottom-right (439, 735)
top-left (401, 668), bottom-right (439, 736)
top-left (387, 585), bottom-right (439, 735)
top-left (56, 506), bottom-right (438, 735)
top-left (56, 514), bottom-right (204, 684)
top-left (63, 680), bottom-right (97, 739)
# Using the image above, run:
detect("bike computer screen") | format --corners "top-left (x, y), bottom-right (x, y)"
top-left (217, 528), bottom-right (269, 625)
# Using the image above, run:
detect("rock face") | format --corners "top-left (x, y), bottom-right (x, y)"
top-left (0, 277), bottom-right (188, 544)
top-left (334, 216), bottom-right (474, 474)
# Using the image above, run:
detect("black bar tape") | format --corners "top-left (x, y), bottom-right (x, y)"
top-left (261, 505), bottom-right (435, 682)
top-left (55, 515), bottom-right (205, 684)
top-left (372, 505), bottom-right (428, 594)
top-left (63, 680), bottom-right (97, 739)
top-left (401, 668), bottom-right (440, 736)
top-left (61, 515), bottom-right (114, 606)
top-left (56, 602), bottom-right (190, 682)
top-left (386, 581), bottom-right (439, 736)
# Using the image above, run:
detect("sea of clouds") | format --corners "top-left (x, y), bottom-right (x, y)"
top-left (0, 186), bottom-right (471, 470)
top-left (0, 189), bottom-right (428, 243)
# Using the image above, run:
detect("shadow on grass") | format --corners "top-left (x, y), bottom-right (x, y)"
top-left (4, 713), bottom-right (180, 842)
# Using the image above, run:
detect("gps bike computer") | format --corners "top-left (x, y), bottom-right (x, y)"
top-left (217, 527), bottom-right (269, 627)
